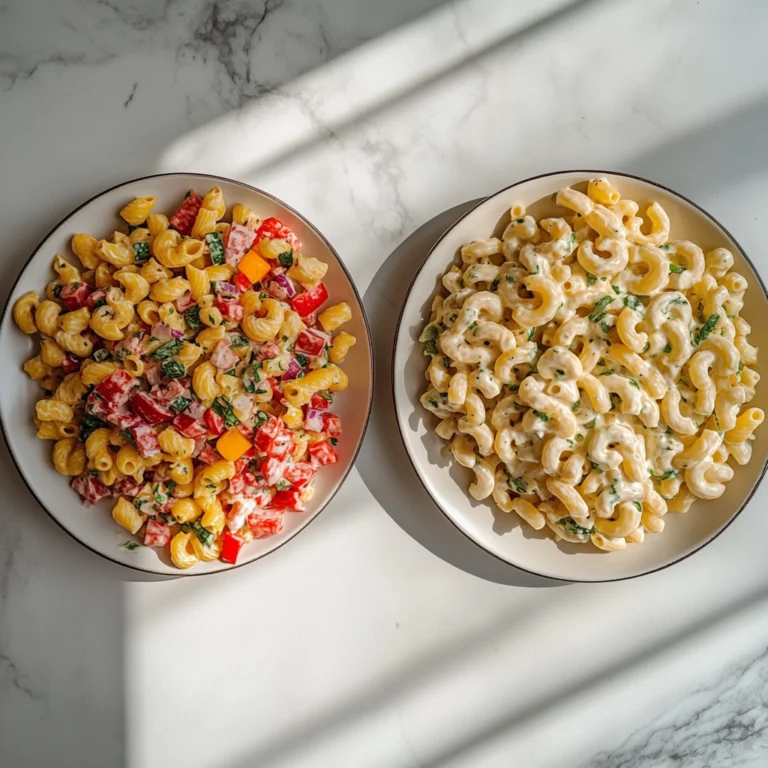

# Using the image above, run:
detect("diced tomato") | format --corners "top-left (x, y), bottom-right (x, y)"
top-left (262, 456), bottom-right (287, 486)
top-left (322, 413), bottom-right (342, 437)
top-left (215, 298), bottom-right (244, 323)
top-left (61, 353), bottom-right (82, 373)
top-left (130, 392), bottom-right (174, 425)
top-left (172, 413), bottom-right (206, 438)
top-left (309, 440), bottom-right (338, 466)
top-left (71, 473), bottom-right (111, 504)
top-left (309, 393), bottom-right (332, 411)
top-left (271, 488), bottom-right (305, 513)
top-left (225, 223), bottom-right (256, 266)
top-left (232, 272), bottom-right (252, 293)
top-left (292, 282), bottom-right (328, 318)
top-left (266, 428), bottom-right (292, 458)
top-left (254, 416), bottom-right (282, 452)
top-left (220, 531), bottom-right (245, 564)
top-left (59, 282), bottom-right (94, 311)
top-left (169, 190), bottom-right (203, 236)
top-left (255, 217), bottom-right (302, 252)
top-left (111, 476), bottom-right (143, 497)
top-left (256, 342), bottom-right (281, 361)
top-left (283, 461), bottom-right (316, 489)
top-left (86, 288), bottom-right (108, 310)
top-left (144, 519), bottom-right (171, 547)
top-left (94, 369), bottom-right (139, 410)
top-left (131, 423), bottom-right (160, 458)
top-left (295, 328), bottom-right (331, 357)
top-left (204, 408), bottom-right (226, 436)
top-left (198, 444), bottom-right (219, 465)
top-left (234, 458), bottom-right (251, 476)
top-left (247, 509), bottom-right (284, 538)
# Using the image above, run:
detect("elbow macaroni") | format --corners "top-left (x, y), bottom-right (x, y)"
top-left (421, 178), bottom-right (763, 552)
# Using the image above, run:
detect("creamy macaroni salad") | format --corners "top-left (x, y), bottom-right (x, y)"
top-left (13, 187), bottom-right (355, 569)
top-left (420, 178), bottom-right (764, 551)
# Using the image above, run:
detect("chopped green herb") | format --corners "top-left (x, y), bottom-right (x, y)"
top-left (649, 468), bottom-right (677, 481)
top-left (590, 460), bottom-right (603, 474)
top-left (230, 334), bottom-right (249, 348)
top-left (52, 283), bottom-right (63, 298)
top-left (572, 400), bottom-right (580, 412)
top-left (506, 471), bottom-right (527, 495)
top-left (663, 342), bottom-right (672, 353)
top-left (490, 277), bottom-right (500, 292)
top-left (598, 369), bottom-right (614, 376)
top-left (632, 501), bottom-right (643, 512)
top-left (585, 418), bottom-right (596, 429)
top-left (623, 295), bottom-right (642, 311)
top-left (119, 541), bottom-right (141, 551)
top-left (669, 263), bottom-right (686, 274)
top-left (558, 517), bottom-right (594, 536)
top-left (133, 242), bottom-right (151, 263)
top-left (191, 520), bottom-right (214, 547)
top-left (161, 359), bottom-right (185, 379)
top-left (527, 328), bottom-right (536, 341)
top-left (170, 395), bottom-right (190, 413)
top-left (92, 348), bottom-right (111, 363)
top-left (319, 392), bottom-right (334, 403)
top-left (738, 361), bottom-right (743, 376)
top-left (586, 273), bottom-right (597, 286)
top-left (206, 232), bottom-right (225, 265)
top-left (424, 339), bottom-right (438, 357)
top-left (612, 285), bottom-right (621, 295)
top-left (468, 322), bottom-right (478, 330)
top-left (505, 275), bottom-right (514, 284)
top-left (601, 321), bottom-right (612, 334)
top-left (330, 437), bottom-right (339, 446)
top-left (643, 341), bottom-right (650, 352)
top-left (694, 313), bottom-right (720, 345)
top-left (588, 296), bottom-right (614, 322)
top-left (151, 339), bottom-right (182, 360)
top-left (295, 353), bottom-right (309, 368)
top-left (79, 414), bottom-right (106, 442)
top-left (212, 396), bottom-right (240, 428)
top-left (532, 409), bottom-right (550, 422)
top-left (629, 379), bottom-right (640, 389)
top-left (278, 249), bottom-right (294, 268)
top-left (575, 433), bottom-right (584, 443)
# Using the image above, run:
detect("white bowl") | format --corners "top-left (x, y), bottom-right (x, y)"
top-left (394, 170), bottom-right (768, 582)
top-left (0, 173), bottom-right (373, 576)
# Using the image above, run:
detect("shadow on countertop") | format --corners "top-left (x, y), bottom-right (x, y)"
top-left (358, 199), bottom-right (564, 588)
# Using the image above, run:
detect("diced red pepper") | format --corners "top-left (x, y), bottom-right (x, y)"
top-left (254, 416), bottom-right (282, 452)
top-left (255, 217), bottom-right (302, 252)
top-left (247, 510), bottom-right (284, 538)
top-left (131, 423), bottom-right (161, 458)
top-left (130, 392), bottom-right (174, 425)
top-left (282, 461), bottom-right (316, 489)
top-left (61, 353), bottom-right (82, 373)
top-left (204, 408), bottom-right (226, 436)
top-left (265, 428), bottom-right (292, 458)
top-left (105, 409), bottom-right (142, 430)
top-left (144, 519), bottom-right (171, 548)
top-left (271, 488), bottom-right (305, 513)
top-left (292, 282), bottom-right (328, 318)
top-left (232, 272), bottom-right (252, 293)
top-left (86, 288), bottom-right (108, 310)
top-left (309, 440), bottom-right (338, 466)
top-left (220, 531), bottom-right (245, 564)
top-left (71, 474), bottom-right (111, 504)
top-left (256, 342), bottom-right (281, 361)
top-left (234, 458), bottom-right (251, 475)
top-left (262, 456), bottom-right (287, 486)
top-left (169, 190), bottom-right (203, 236)
top-left (172, 413), bottom-right (207, 439)
top-left (198, 444), bottom-right (220, 465)
top-left (59, 282), bottom-right (94, 311)
top-left (94, 369), bottom-right (139, 411)
top-left (309, 393), bottom-right (332, 411)
top-left (152, 379), bottom-right (188, 403)
top-left (216, 298), bottom-right (244, 323)
top-left (322, 413), bottom-right (342, 437)
top-left (295, 328), bottom-right (331, 357)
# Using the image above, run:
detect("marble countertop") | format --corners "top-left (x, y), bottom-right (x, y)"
top-left (2, 0), bottom-right (768, 766)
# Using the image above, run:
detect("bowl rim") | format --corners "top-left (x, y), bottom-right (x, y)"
top-left (393, 168), bottom-right (768, 583)
top-left (0, 171), bottom-right (375, 577)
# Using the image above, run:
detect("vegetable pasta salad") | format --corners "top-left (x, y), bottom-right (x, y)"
top-left (420, 178), bottom-right (763, 551)
top-left (13, 187), bottom-right (356, 569)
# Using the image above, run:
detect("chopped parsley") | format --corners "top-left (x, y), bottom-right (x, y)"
top-left (212, 396), bottom-right (239, 428)
top-left (184, 305), bottom-right (204, 331)
top-left (278, 249), bottom-right (294, 268)
top-left (151, 338), bottom-right (182, 360)
top-left (586, 273), bottom-right (597, 286)
top-left (206, 232), bottom-right (225, 265)
top-left (468, 322), bottom-right (478, 330)
top-left (161, 359), bottom-right (185, 379)
top-left (598, 369), bottom-right (614, 376)
top-left (612, 285), bottom-right (621, 295)
top-left (623, 295), bottom-right (642, 311)
top-left (191, 520), bottom-right (214, 547)
top-left (527, 328), bottom-right (536, 341)
top-left (506, 472), bottom-right (527, 495)
top-left (632, 501), bottom-right (643, 512)
top-left (505, 275), bottom-right (514, 284)
top-left (585, 418), bottom-right (596, 429)
top-left (170, 395), bottom-right (190, 413)
top-left (628, 379), bottom-right (640, 390)
top-left (296, 353), bottom-right (309, 368)
top-left (119, 541), bottom-right (141, 551)
top-left (572, 400), bottom-right (580, 411)
top-left (79, 414), bottom-right (106, 442)
top-left (490, 277), bottom-right (500, 292)
top-left (694, 313), bottom-right (720, 345)
top-left (532, 410), bottom-right (550, 422)
top-left (558, 517), bottom-right (594, 536)
top-left (588, 295), bottom-right (614, 323)
top-left (669, 263), bottom-right (686, 274)
top-left (649, 468), bottom-right (677, 481)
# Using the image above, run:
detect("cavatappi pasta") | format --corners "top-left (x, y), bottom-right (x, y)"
top-left (420, 178), bottom-right (763, 551)
top-left (13, 187), bottom-right (353, 568)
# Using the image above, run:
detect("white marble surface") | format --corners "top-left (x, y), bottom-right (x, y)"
top-left (2, 0), bottom-right (768, 765)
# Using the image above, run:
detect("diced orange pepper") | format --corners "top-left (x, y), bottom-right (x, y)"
top-left (238, 250), bottom-right (271, 285)
top-left (217, 428), bottom-right (252, 462)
